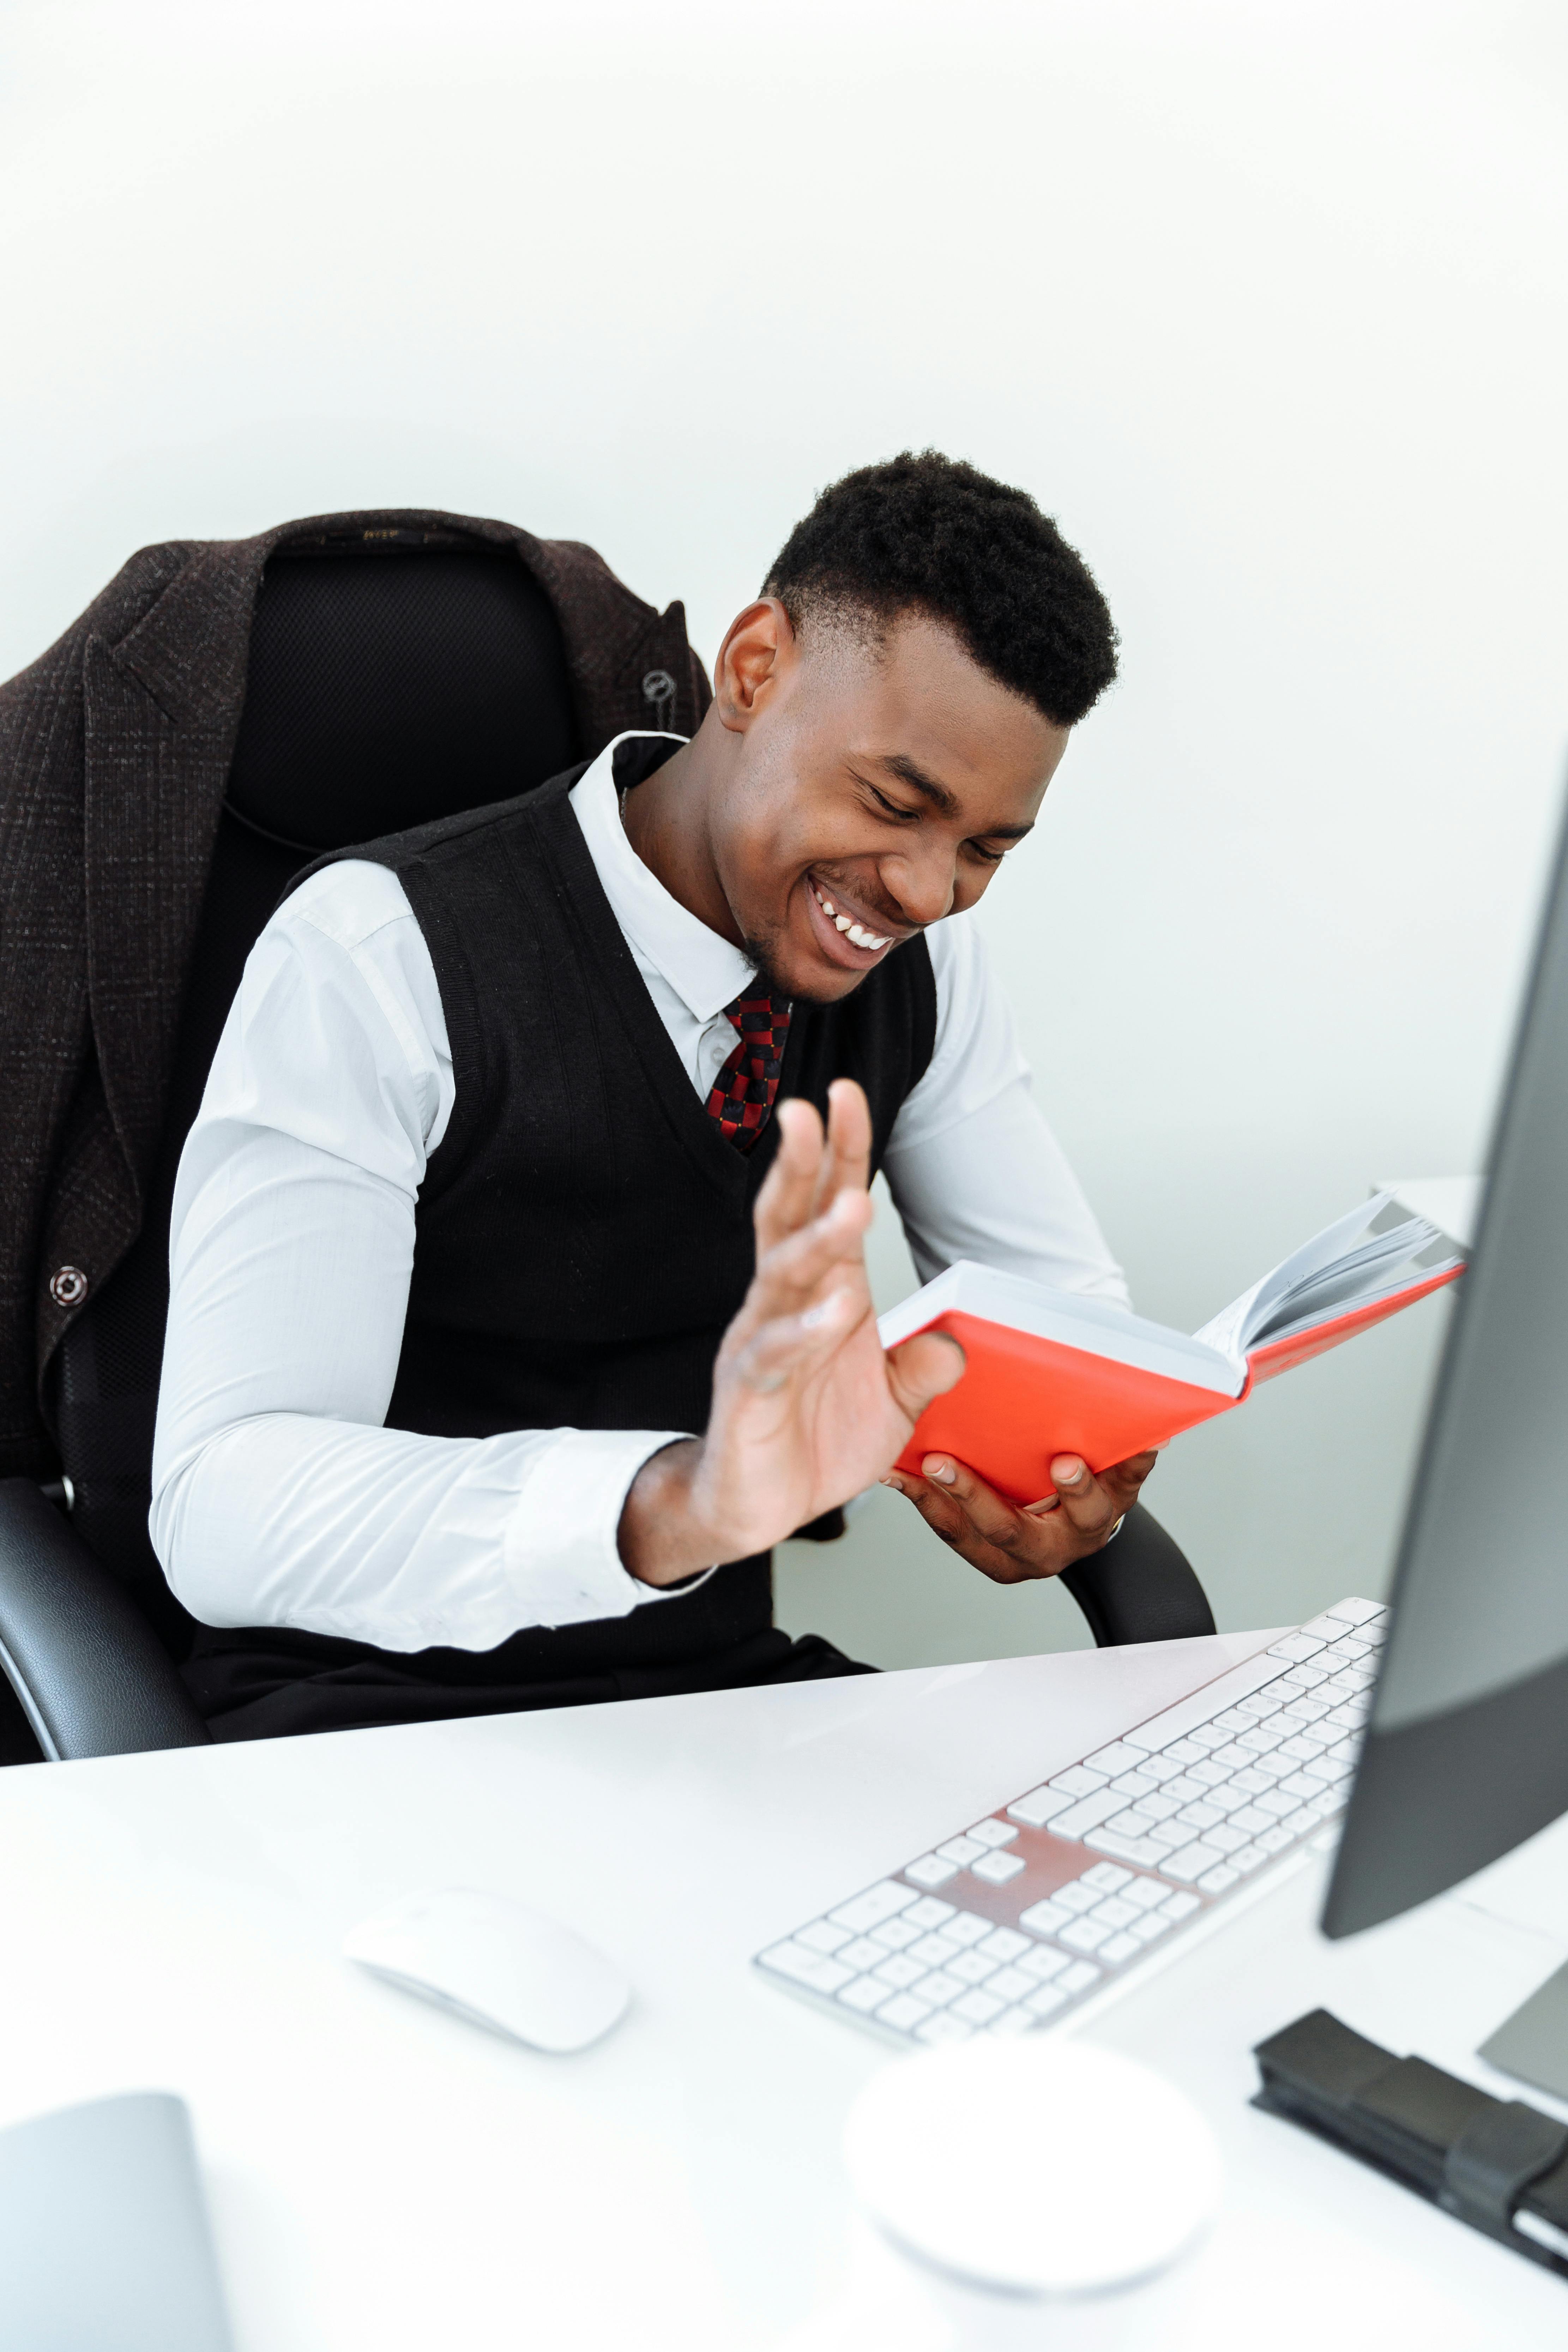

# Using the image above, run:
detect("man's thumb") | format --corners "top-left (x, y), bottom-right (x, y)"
top-left (885, 1330), bottom-right (966, 1425)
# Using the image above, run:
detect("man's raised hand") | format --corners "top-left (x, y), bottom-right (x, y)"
top-left (618, 1079), bottom-right (964, 1585)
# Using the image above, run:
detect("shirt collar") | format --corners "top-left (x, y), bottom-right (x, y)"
top-left (568, 732), bottom-right (757, 1023)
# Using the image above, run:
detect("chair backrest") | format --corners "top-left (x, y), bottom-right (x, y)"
top-left (48, 545), bottom-right (585, 1653)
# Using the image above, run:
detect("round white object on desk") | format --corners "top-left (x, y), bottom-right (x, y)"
top-left (843, 2038), bottom-right (1222, 2306)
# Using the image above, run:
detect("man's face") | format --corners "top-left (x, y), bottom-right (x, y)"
top-left (706, 602), bottom-right (1071, 1003)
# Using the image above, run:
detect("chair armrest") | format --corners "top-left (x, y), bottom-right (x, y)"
top-left (0, 1480), bottom-right (211, 1760)
top-left (1059, 1501), bottom-right (1216, 1647)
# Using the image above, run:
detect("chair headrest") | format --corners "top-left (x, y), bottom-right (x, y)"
top-left (225, 548), bottom-right (582, 852)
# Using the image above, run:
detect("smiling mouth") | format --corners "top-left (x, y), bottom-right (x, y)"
top-left (809, 879), bottom-right (897, 954)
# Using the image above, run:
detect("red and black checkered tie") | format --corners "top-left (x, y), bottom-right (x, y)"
top-left (706, 991), bottom-right (792, 1150)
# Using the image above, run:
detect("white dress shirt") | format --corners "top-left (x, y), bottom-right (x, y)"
top-left (151, 735), bottom-right (1128, 1651)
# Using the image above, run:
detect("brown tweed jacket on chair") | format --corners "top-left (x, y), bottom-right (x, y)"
top-left (0, 508), bottom-right (712, 1480)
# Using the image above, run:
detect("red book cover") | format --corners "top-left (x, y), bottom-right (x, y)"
top-left (878, 1200), bottom-right (1464, 1506)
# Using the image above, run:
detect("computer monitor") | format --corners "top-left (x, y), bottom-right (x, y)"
top-left (1322, 786), bottom-right (1568, 2091)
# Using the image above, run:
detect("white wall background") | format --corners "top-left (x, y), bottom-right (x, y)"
top-left (3, 0), bottom-right (1564, 1661)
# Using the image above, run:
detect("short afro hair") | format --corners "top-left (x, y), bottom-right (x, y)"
top-left (763, 451), bottom-right (1118, 728)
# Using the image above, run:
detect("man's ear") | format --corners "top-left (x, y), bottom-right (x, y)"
top-left (714, 598), bottom-right (795, 733)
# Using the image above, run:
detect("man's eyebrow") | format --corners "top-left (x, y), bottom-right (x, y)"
top-left (875, 753), bottom-right (1035, 841)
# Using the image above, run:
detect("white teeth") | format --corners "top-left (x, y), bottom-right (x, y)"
top-left (847, 923), bottom-right (874, 947)
top-left (820, 898), bottom-right (836, 917)
top-left (834, 914), bottom-right (852, 932)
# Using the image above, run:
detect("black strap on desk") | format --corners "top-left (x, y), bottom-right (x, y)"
top-left (1253, 2008), bottom-right (1568, 2279)
top-left (1444, 2100), bottom-right (1568, 2234)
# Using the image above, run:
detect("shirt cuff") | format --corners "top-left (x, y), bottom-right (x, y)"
top-left (500, 1429), bottom-right (714, 1626)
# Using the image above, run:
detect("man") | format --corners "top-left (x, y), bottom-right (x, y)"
top-left (151, 452), bottom-right (1156, 1738)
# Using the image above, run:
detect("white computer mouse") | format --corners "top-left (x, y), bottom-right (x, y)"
top-left (343, 1886), bottom-right (631, 2054)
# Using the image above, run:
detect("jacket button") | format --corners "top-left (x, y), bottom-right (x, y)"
top-left (49, 1266), bottom-right (89, 1308)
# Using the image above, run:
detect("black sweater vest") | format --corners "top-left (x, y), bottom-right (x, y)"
top-left (218, 761), bottom-right (937, 1700)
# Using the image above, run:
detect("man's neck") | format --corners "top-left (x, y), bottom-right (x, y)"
top-left (619, 732), bottom-right (744, 949)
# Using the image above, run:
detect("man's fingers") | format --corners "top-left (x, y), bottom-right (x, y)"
top-left (752, 1098), bottom-right (825, 1256)
top-left (884, 1331), bottom-right (965, 1425)
top-left (1046, 1454), bottom-right (1132, 1539)
top-left (740, 1186), bottom-right (874, 1333)
top-left (881, 1468), bottom-right (1032, 1584)
top-left (810, 1078), bottom-right (873, 1222)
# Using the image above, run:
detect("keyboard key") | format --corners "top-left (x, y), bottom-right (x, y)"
top-left (837, 1975), bottom-right (891, 2012)
top-left (1090, 1896), bottom-right (1139, 1930)
top-left (1110, 1768), bottom-right (1158, 1800)
top-left (967, 1818), bottom-right (1019, 1849)
top-left (1205, 1785), bottom-right (1251, 1816)
top-left (937, 1835), bottom-right (987, 1866)
top-left (1026, 1981), bottom-right (1068, 2017)
top-left (1159, 1890), bottom-right (1201, 1920)
top-left (1020, 1945), bottom-right (1069, 1981)
top-left (1187, 1758), bottom-right (1232, 1788)
top-left (949, 1949), bottom-right (1000, 1985)
top-left (1147, 1822), bottom-right (1190, 1849)
top-left (831, 1883), bottom-right (921, 1934)
top-left (1086, 1829), bottom-right (1172, 1869)
top-left (1138, 1753), bottom-right (1185, 1785)
top-left (873, 1953), bottom-right (929, 1990)
top-left (1060, 1917), bottom-right (1111, 1954)
top-left (1268, 1633), bottom-right (1326, 1663)
top-left (1229, 1803), bottom-right (1275, 1836)
top-left (1007, 1786), bottom-right (1077, 1829)
top-left (1256, 1789), bottom-right (1298, 1819)
top-left (952, 1988), bottom-right (1005, 2025)
top-left (1054, 1880), bottom-right (1102, 1915)
top-left (797, 1920), bottom-right (851, 1955)
top-left (1235, 1691), bottom-right (1285, 1719)
top-left (943, 1912), bottom-right (994, 1947)
top-left (872, 1916), bottom-right (922, 1951)
top-left (1278, 1663), bottom-right (1329, 1691)
top-left (1084, 1741), bottom-right (1151, 1776)
top-left (1203, 1825), bottom-right (1249, 1855)
top-left (1162, 1738), bottom-right (1207, 1765)
top-left (987, 1966), bottom-right (1036, 2004)
top-left (988, 2006), bottom-right (1036, 2037)
top-left (837, 1937), bottom-right (890, 1973)
top-left (971, 1850), bottom-right (1025, 1886)
top-left (1237, 1726), bottom-right (1284, 1755)
top-left (905, 1896), bottom-right (958, 1930)
top-left (1278, 1698), bottom-right (1331, 1727)
top-left (1256, 1825), bottom-right (1295, 1853)
top-left (1162, 1841), bottom-right (1225, 1883)
top-left (1099, 1932), bottom-right (1142, 1965)
top-left (1106, 1805), bottom-right (1159, 1838)
top-left (916, 2012), bottom-right (974, 2045)
top-left (1231, 1767), bottom-right (1274, 1796)
top-left (1277, 1734), bottom-right (1326, 1764)
top-left (1081, 1862), bottom-right (1133, 1893)
top-left (1187, 1726), bottom-right (1229, 1751)
top-left (1175, 1799), bottom-right (1225, 1832)
top-left (1019, 1898), bottom-right (1074, 1937)
top-left (759, 1942), bottom-right (854, 1992)
top-left (1279, 1769), bottom-right (1329, 1801)
top-left (979, 1927), bottom-right (1031, 1962)
top-left (876, 1993), bottom-right (933, 2033)
top-left (1197, 1865), bottom-right (1238, 1894)
top-left (1210, 1708), bottom-right (1256, 1735)
top-left (1229, 1843), bottom-right (1268, 1874)
top-left (1325, 1596), bottom-right (1382, 1626)
top-left (1048, 1791), bottom-right (1126, 1840)
top-left (1326, 1737), bottom-right (1362, 1769)
top-left (1131, 1911), bottom-right (1173, 1942)
top-left (1124, 1876), bottom-right (1168, 1911)
top-left (919, 1971), bottom-right (965, 2007)
top-left (909, 1932), bottom-right (962, 1967)
top-left (1059, 1960), bottom-right (1100, 1994)
top-left (1049, 1764), bottom-right (1109, 1799)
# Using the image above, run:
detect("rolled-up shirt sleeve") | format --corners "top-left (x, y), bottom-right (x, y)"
top-left (150, 861), bottom-right (707, 1652)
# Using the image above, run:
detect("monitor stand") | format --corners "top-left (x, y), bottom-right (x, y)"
top-left (1480, 1959), bottom-right (1568, 2104)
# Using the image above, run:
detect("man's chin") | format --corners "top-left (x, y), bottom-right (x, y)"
top-left (741, 940), bottom-right (867, 1010)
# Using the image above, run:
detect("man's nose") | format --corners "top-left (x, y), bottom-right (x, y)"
top-left (881, 846), bottom-right (957, 929)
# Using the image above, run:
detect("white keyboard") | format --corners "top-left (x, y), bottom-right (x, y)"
top-left (755, 1596), bottom-right (1386, 2048)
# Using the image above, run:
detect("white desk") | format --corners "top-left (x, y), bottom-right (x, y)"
top-left (1, 1630), bottom-right (1564, 2350)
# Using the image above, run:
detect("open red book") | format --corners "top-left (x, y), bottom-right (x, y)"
top-left (879, 1195), bottom-right (1465, 1506)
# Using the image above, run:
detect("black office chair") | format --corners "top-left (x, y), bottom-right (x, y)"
top-left (0, 539), bottom-right (1212, 1766)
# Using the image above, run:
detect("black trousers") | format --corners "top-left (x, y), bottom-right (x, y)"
top-left (184, 1622), bottom-right (872, 1742)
